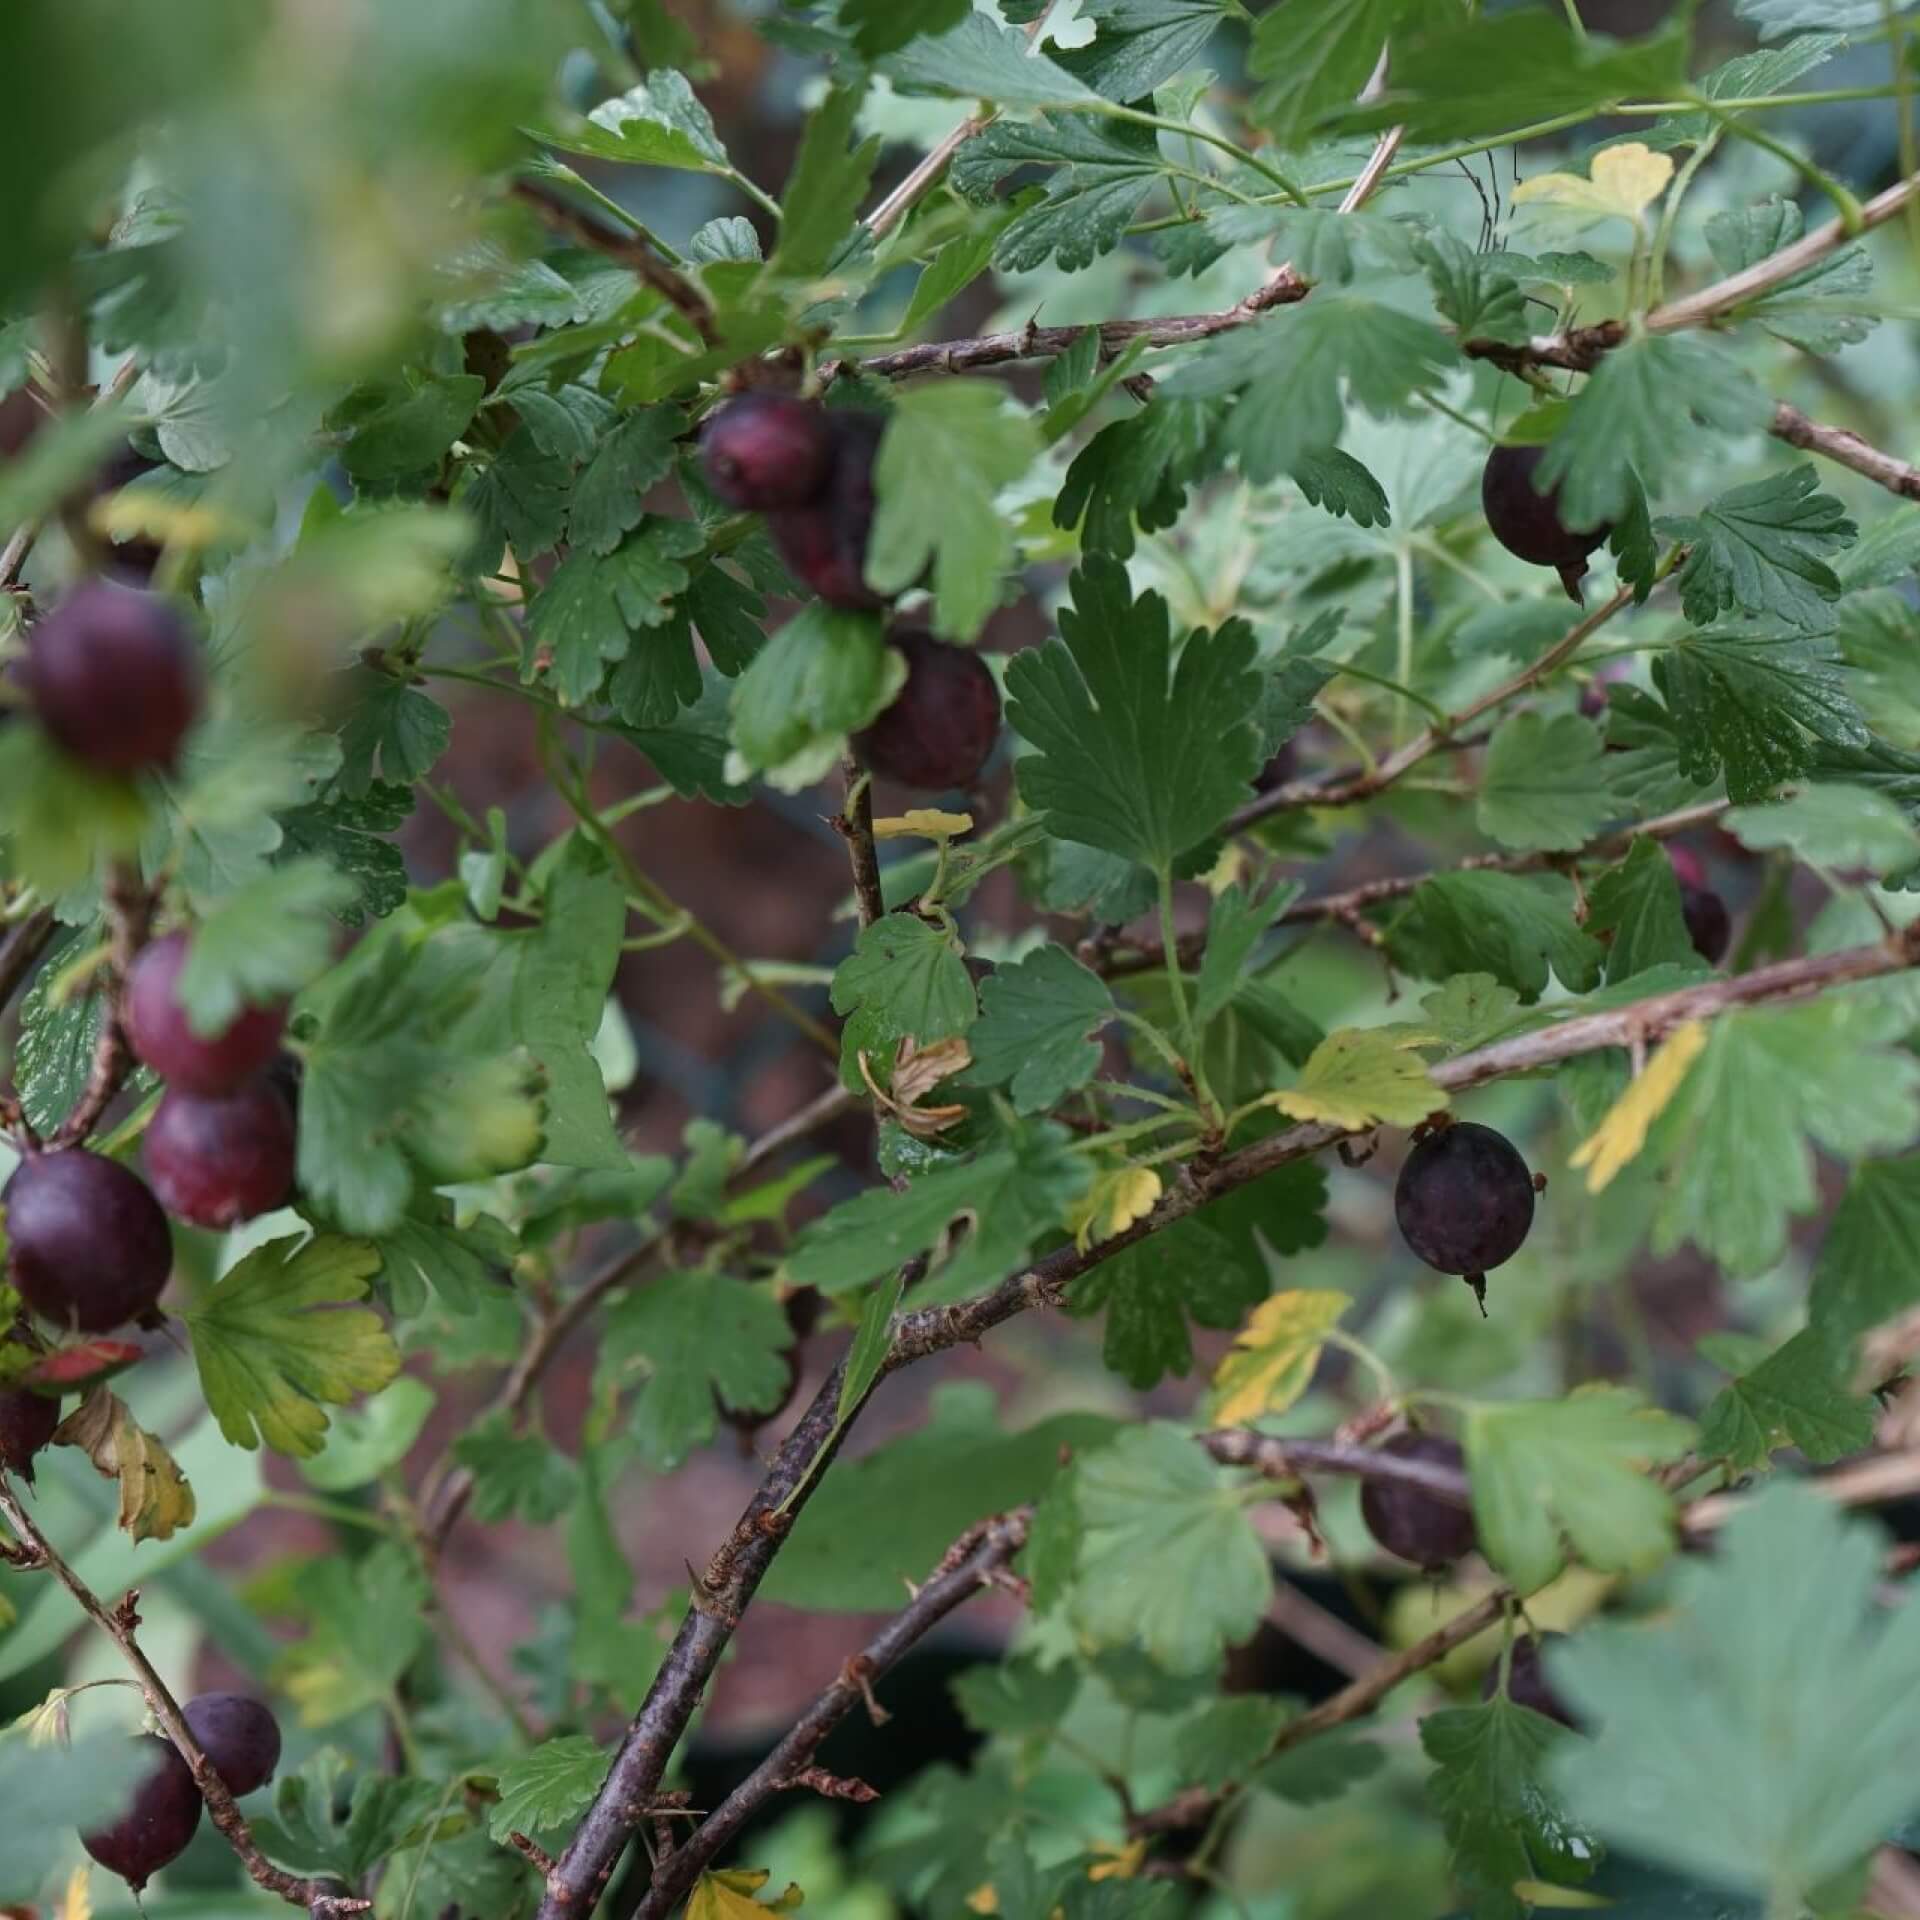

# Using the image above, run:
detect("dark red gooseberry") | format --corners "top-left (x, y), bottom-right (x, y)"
top-left (1252, 739), bottom-right (1300, 794)
top-left (1394, 1119), bottom-right (1535, 1312)
top-left (1482, 1630), bottom-right (1578, 1728)
top-left (701, 393), bottom-right (833, 511)
top-left (183, 1692), bottom-right (283, 1796)
top-left (1359, 1430), bottom-right (1477, 1570)
top-left (126, 931), bottom-right (289, 1095)
top-left (4, 1149), bottom-right (174, 1332)
top-left (0, 1387), bottom-right (62, 1483)
top-left (1680, 882), bottom-right (1731, 966)
top-left (23, 579), bottom-right (202, 774)
top-left (854, 632), bottom-right (1002, 791)
top-left (81, 1736), bottom-right (204, 1891)
top-left (144, 1079), bottom-right (297, 1228)
top-left (766, 410), bottom-right (887, 610)
top-left (1481, 444), bottom-right (1612, 605)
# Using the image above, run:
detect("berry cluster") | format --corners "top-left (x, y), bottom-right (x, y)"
top-left (701, 394), bottom-right (1002, 791)
top-left (82, 1694), bottom-right (282, 1891)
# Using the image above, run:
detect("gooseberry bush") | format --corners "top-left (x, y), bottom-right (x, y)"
top-left (10, 2), bottom-right (1920, 1917)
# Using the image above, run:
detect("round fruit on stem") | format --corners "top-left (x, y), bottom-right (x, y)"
top-left (126, 930), bottom-right (289, 1095)
top-left (766, 410), bottom-right (887, 610)
top-left (1358, 1430), bottom-right (1477, 1570)
top-left (853, 632), bottom-right (1002, 791)
top-left (3, 1149), bottom-right (174, 1332)
top-left (0, 1387), bottom-right (62, 1484)
top-left (183, 1693), bottom-right (283, 1796)
top-left (80, 1735), bottom-right (204, 1891)
top-left (1679, 881), bottom-right (1731, 965)
top-left (1480, 443), bottom-right (1612, 605)
top-left (1481, 1629), bottom-right (1578, 1728)
top-left (23, 579), bottom-right (202, 775)
top-left (700, 392), bottom-right (833, 510)
top-left (1394, 1118), bottom-right (1536, 1313)
top-left (144, 1079), bottom-right (297, 1229)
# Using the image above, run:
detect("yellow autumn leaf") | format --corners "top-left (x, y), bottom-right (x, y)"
top-left (53, 1389), bottom-right (197, 1543)
top-left (1210, 1288), bottom-right (1353, 1425)
top-left (56, 1865), bottom-right (93, 1920)
top-left (870, 808), bottom-right (974, 841)
top-left (1087, 1839), bottom-right (1147, 1882)
top-left (1513, 140), bottom-right (1674, 222)
top-left (1068, 1166), bottom-right (1163, 1250)
top-left (1270, 1027), bottom-right (1443, 1131)
top-left (1568, 1020), bottom-right (1709, 1192)
top-left (687, 1871), bottom-right (805, 1920)
top-left (87, 491), bottom-right (240, 552)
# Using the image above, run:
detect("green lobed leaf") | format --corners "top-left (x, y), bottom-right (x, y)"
top-left (1068, 1423), bottom-right (1273, 1672)
top-left (1248, 0), bottom-right (1436, 146)
top-left (868, 380), bottom-right (1041, 638)
top-left (1007, 553), bottom-right (1263, 870)
top-left (1703, 194), bottom-right (1877, 353)
top-left (1071, 1217), bottom-right (1266, 1390)
top-left (528, 518), bottom-right (707, 706)
top-left (1584, 837), bottom-right (1699, 984)
top-left (881, 13), bottom-right (1103, 108)
top-left (568, 404), bottom-right (686, 556)
top-left (176, 859), bottom-right (356, 1033)
top-left (1809, 1155), bottom-right (1920, 1353)
top-left (1725, 782), bottom-right (1920, 876)
top-left (962, 943), bottom-right (1116, 1114)
top-left (768, 85), bottom-right (878, 280)
top-left (542, 71), bottom-right (731, 171)
top-left (1053, 395), bottom-right (1221, 557)
top-left (1665, 466), bottom-right (1856, 631)
top-left (487, 1737), bottom-right (610, 1843)
top-left (600, 1270), bottom-right (793, 1468)
top-left (1466, 1389), bottom-right (1696, 1593)
top-left (1058, 0), bottom-right (1234, 101)
top-left (1698, 1327), bottom-right (1875, 1470)
top-left (452, 1410), bottom-right (583, 1524)
top-left (832, 910), bottom-right (977, 1090)
top-left (188, 1235), bottom-right (401, 1458)
top-left (1388, 871), bottom-right (1604, 1001)
top-left (1476, 712), bottom-right (1615, 853)
top-left (728, 604), bottom-right (902, 790)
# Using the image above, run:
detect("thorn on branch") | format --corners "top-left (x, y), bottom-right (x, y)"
top-left (510, 1832), bottom-right (560, 1876)
top-left (779, 1765), bottom-right (880, 1804)
top-left (841, 1653), bottom-right (891, 1726)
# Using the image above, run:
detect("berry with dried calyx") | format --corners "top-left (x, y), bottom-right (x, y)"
top-left (854, 632), bottom-right (1002, 791)
top-left (1481, 443), bottom-right (1611, 605)
top-left (144, 1079), bottom-right (297, 1228)
top-left (4, 1149), bottom-right (174, 1332)
top-left (1358, 1430), bottom-right (1477, 1571)
top-left (1394, 1118), bottom-right (1536, 1313)
top-left (183, 1692), bottom-right (283, 1796)
top-left (0, 1387), bottom-right (61, 1483)
top-left (23, 579), bottom-right (202, 774)
top-left (1482, 1630), bottom-right (1578, 1728)
top-left (80, 1736), bottom-right (204, 1891)
top-left (126, 930), bottom-right (289, 1095)
top-left (701, 392), bottom-right (833, 511)
top-left (766, 410), bottom-right (887, 610)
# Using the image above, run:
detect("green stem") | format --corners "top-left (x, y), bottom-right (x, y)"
top-left (725, 166), bottom-right (784, 222)
top-left (1089, 1077), bottom-right (1198, 1116)
top-left (1648, 130), bottom-right (1721, 309)
top-left (1687, 94), bottom-right (1866, 231)
top-left (1413, 388), bottom-right (1498, 445)
top-left (1889, 0), bottom-right (1920, 264)
top-left (262, 1492), bottom-right (398, 1536)
top-left (1334, 652), bottom-right (1452, 729)
top-left (1561, 0), bottom-right (1588, 39)
top-left (1155, 865), bottom-right (1212, 1117)
top-left (1118, 1012), bottom-right (1195, 1089)
top-left (1073, 1111), bottom-right (1203, 1152)
top-left (1096, 102), bottom-right (1309, 206)
top-left (537, 161), bottom-right (686, 265)
top-left (1393, 544), bottom-right (1418, 747)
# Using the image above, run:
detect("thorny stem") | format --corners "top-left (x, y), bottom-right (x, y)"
top-left (0, 1476), bottom-right (370, 1916)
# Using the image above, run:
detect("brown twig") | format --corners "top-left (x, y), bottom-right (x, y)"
top-left (835, 758), bottom-right (886, 931)
top-left (1771, 402), bottom-right (1920, 500)
top-left (541, 920), bottom-right (1920, 1911)
top-left (51, 861), bottom-right (153, 1148)
top-left (510, 179), bottom-right (718, 345)
top-left (0, 1476), bottom-right (368, 1915)
top-left (627, 1509), bottom-right (1031, 1920)
top-left (0, 906), bottom-right (57, 1016)
top-left (1199, 1431), bottom-right (1471, 1508)
top-left (1228, 577), bottom-right (1645, 834)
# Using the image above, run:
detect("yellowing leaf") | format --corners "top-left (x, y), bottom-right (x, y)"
top-left (16, 1689), bottom-right (77, 1746)
top-left (1068, 1166), bottom-right (1163, 1250)
top-left (1210, 1289), bottom-right (1351, 1425)
top-left (1514, 141), bottom-right (1674, 222)
top-left (966, 1889), bottom-right (999, 1916)
top-left (87, 491), bottom-right (239, 552)
top-left (687, 1871), bottom-right (805, 1920)
top-left (857, 1035), bottom-right (972, 1137)
top-left (1569, 1020), bottom-right (1709, 1192)
top-left (187, 1234), bottom-right (401, 1457)
top-left (56, 1865), bottom-right (93, 1920)
top-left (1512, 1885), bottom-right (1609, 1910)
top-left (1087, 1839), bottom-right (1147, 1882)
top-left (1271, 1027), bottom-right (1442, 1131)
top-left (870, 808), bottom-right (974, 841)
top-left (53, 1389), bottom-right (197, 1543)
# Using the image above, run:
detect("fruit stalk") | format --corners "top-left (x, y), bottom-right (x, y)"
top-left (53, 861), bottom-right (154, 1148)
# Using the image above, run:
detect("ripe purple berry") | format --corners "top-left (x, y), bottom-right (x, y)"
top-left (700, 393), bottom-right (833, 510)
top-left (183, 1692), bottom-right (283, 1796)
top-left (854, 633), bottom-right (1002, 791)
top-left (1481, 444), bottom-right (1611, 604)
top-left (766, 411), bottom-right (887, 610)
top-left (0, 1387), bottom-right (62, 1484)
top-left (1359, 1430), bottom-right (1477, 1571)
top-left (4, 1149), bottom-right (173, 1332)
top-left (81, 1736), bottom-right (203, 1891)
top-left (126, 931), bottom-right (289, 1095)
top-left (1680, 883), bottom-right (1731, 965)
top-left (144, 1079), bottom-right (297, 1228)
top-left (1394, 1119), bottom-right (1536, 1312)
top-left (23, 580), bottom-right (201, 774)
